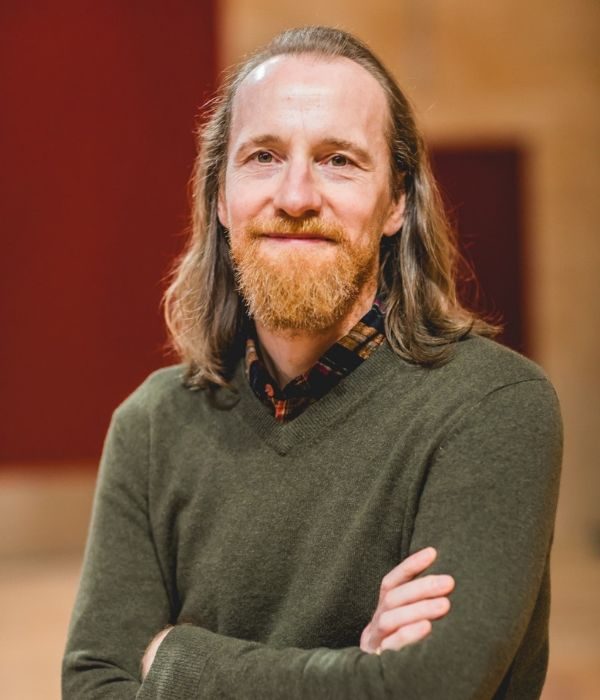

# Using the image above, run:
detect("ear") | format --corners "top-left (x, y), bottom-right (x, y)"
top-left (217, 187), bottom-right (229, 229)
top-left (382, 192), bottom-right (405, 237)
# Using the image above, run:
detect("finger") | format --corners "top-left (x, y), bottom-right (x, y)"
top-left (382, 574), bottom-right (455, 609)
top-left (378, 597), bottom-right (450, 634)
top-left (379, 547), bottom-right (437, 594)
top-left (379, 620), bottom-right (432, 652)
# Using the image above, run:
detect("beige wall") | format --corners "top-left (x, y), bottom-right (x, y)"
top-left (221, 0), bottom-right (600, 548)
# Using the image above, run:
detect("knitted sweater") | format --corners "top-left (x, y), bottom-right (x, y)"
top-left (62, 336), bottom-right (562, 699)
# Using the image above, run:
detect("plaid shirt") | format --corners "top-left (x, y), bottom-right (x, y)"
top-left (245, 298), bottom-right (386, 422)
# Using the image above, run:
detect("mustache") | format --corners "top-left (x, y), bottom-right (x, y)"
top-left (245, 217), bottom-right (345, 243)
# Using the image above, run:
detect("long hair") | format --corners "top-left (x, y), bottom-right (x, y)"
top-left (163, 26), bottom-right (497, 388)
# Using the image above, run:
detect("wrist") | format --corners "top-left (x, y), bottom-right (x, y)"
top-left (141, 625), bottom-right (173, 680)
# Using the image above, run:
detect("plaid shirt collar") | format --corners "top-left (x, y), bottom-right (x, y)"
top-left (244, 297), bottom-right (386, 422)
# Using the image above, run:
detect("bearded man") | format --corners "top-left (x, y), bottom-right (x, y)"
top-left (63, 27), bottom-right (562, 699)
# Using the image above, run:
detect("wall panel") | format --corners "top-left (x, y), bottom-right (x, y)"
top-left (0, 1), bottom-right (217, 463)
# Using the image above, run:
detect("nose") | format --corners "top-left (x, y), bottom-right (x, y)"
top-left (272, 157), bottom-right (322, 219)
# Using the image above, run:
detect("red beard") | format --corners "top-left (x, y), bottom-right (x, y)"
top-left (229, 216), bottom-right (380, 332)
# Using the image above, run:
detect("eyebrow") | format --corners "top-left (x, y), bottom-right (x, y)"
top-left (234, 134), bottom-right (285, 157)
top-left (234, 134), bottom-right (374, 167)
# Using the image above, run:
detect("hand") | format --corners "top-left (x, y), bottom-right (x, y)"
top-left (141, 626), bottom-right (173, 680)
top-left (360, 547), bottom-right (454, 654)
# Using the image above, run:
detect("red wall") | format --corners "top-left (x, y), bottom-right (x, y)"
top-left (0, 2), bottom-right (217, 463)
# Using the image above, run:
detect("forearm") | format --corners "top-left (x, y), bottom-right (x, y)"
top-left (141, 626), bottom-right (385, 700)
top-left (138, 611), bottom-right (524, 700)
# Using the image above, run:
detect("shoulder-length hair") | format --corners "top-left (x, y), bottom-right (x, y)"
top-left (163, 26), bottom-right (497, 388)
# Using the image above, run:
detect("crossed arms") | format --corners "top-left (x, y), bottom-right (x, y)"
top-left (62, 379), bottom-right (562, 699)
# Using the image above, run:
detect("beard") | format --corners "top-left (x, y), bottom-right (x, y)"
top-left (228, 216), bottom-right (381, 332)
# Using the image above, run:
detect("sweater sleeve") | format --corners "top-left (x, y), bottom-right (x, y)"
top-left (62, 402), bottom-right (172, 698)
top-left (137, 378), bottom-right (562, 699)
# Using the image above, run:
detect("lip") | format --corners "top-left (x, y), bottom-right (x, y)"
top-left (261, 234), bottom-right (333, 242)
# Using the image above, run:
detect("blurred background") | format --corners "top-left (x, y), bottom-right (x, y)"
top-left (1, 1), bottom-right (598, 697)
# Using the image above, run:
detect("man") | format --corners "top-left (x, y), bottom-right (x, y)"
top-left (63, 26), bottom-right (562, 699)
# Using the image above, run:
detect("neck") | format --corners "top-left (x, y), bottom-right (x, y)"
top-left (254, 280), bottom-right (378, 389)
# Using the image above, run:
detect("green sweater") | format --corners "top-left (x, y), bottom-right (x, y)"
top-left (63, 336), bottom-right (562, 699)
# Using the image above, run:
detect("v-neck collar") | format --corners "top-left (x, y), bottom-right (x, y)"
top-left (244, 298), bottom-right (387, 423)
top-left (227, 341), bottom-right (417, 456)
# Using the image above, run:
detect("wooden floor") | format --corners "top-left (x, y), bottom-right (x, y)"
top-left (0, 546), bottom-right (598, 699)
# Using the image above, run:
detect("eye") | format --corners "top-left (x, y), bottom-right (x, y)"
top-left (255, 151), bottom-right (273, 163)
top-left (329, 154), bottom-right (350, 167)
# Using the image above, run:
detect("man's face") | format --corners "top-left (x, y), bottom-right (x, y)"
top-left (218, 54), bottom-right (405, 332)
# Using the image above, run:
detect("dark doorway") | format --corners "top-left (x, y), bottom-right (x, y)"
top-left (430, 146), bottom-right (526, 354)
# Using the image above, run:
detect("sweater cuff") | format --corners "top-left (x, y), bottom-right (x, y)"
top-left (137, 624), bottom-right (217, 699)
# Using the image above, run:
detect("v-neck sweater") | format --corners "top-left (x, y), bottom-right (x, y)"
top-left (63, 335), bottom-right (562, 700)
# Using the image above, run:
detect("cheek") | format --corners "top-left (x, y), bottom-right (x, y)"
top-left (225, 181), bottom-right (269, 225)
top-left (343, 199), bottom-right (388, 237)
top-left (330, 182), bottom-right (387, 219)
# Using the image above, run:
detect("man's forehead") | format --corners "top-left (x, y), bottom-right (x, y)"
top-left (230, 54), bottom-right (390, 141)
top-left (237, 53), bottom-right (385, 99)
